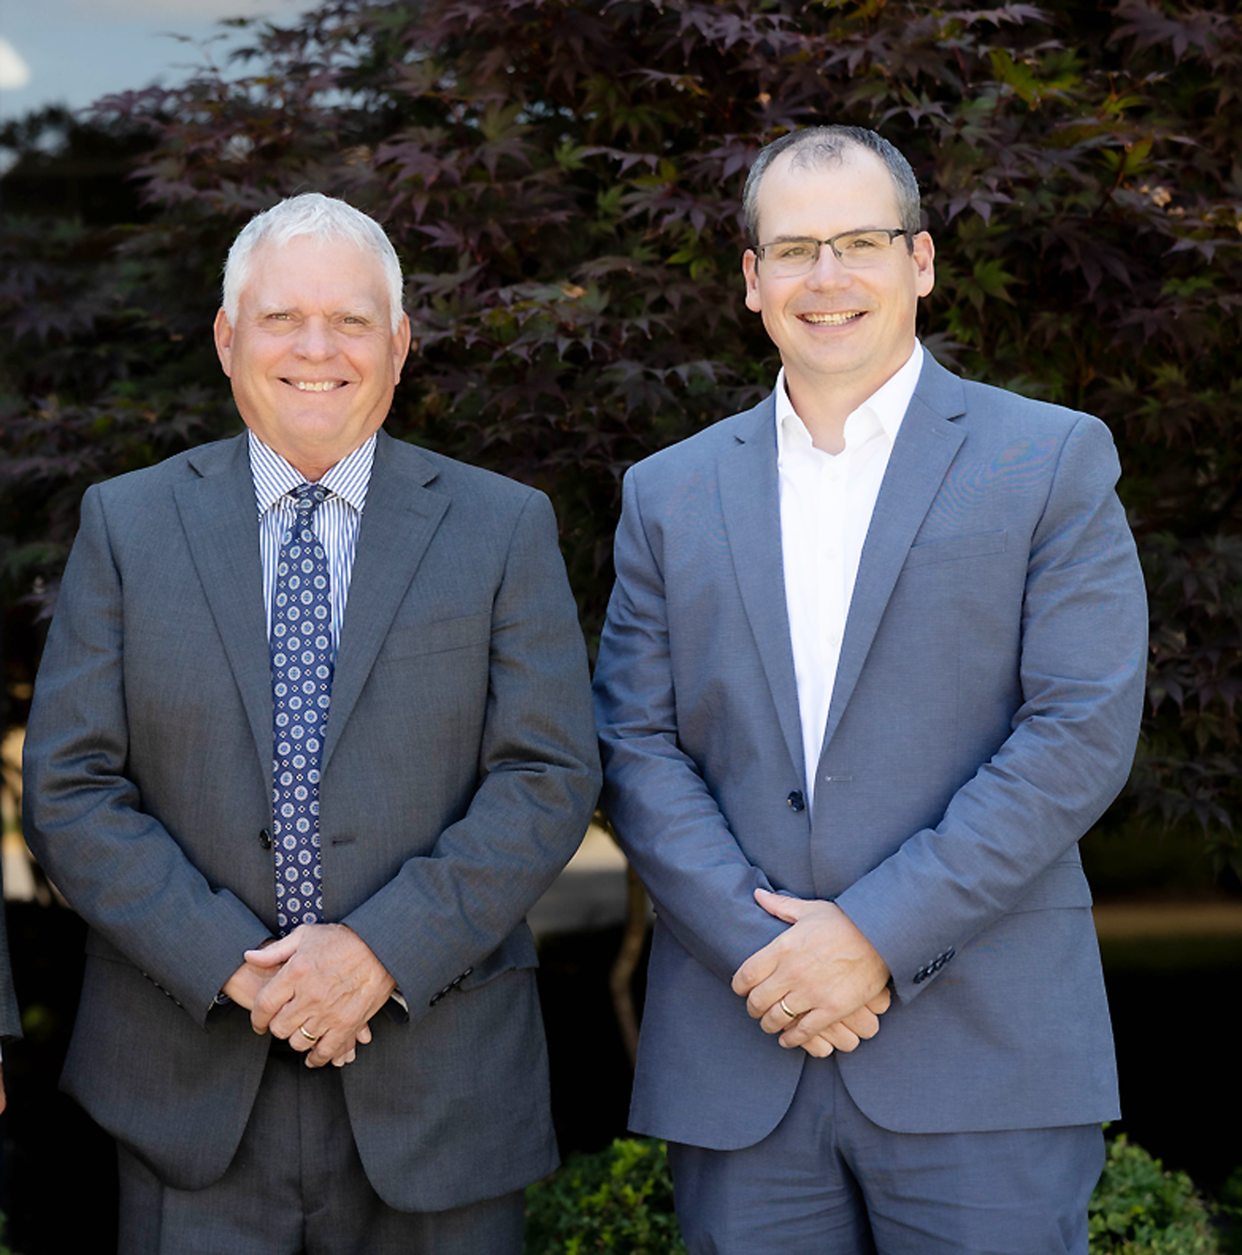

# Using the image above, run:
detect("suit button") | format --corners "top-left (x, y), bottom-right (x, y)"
top-left (258, 829), bottom-right (272, 850)
top-left (786, 791), bottom-right (805, 813)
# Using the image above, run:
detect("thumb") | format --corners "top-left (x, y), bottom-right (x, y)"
top-left (754, 886), bottom-right (806, 923)
top-left (245, 934), bottom-right (298, 967)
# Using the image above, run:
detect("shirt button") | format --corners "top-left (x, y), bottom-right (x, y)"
top-left (258, 829), bottom-right (273, 850)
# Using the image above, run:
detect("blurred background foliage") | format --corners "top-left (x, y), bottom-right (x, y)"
top-left (1, 0), bottom-right (1240, 877)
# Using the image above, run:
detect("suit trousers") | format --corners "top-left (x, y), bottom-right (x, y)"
top-left (116, 1050), bottom-right (525, 1255)
top-left (668, 1054), bottom-right (1104, 1255)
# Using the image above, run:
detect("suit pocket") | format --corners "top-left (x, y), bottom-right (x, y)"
top-left (903, 529), bottom-right (1008, 570)
top-left (380, 612), bottom-right (491, 661)
top-left (1007, 859), bottom-right (1093, 914)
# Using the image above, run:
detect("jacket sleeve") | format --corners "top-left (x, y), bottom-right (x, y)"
top-left (594, 467), bottom-right (789, 986)
top-left (22, 485), bottom-right (272, 1026)
top-left (340, 490), bottom-right (602, 1023)
top-left (835, 414), bottom-right (1147, 1001)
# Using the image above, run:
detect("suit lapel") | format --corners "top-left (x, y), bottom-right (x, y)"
top-left (322, 431), bottom-right (449, 771)
top-left (718, 398), bottom-right (805, 784)
top-left (820, 357), bottom-right (967, 753)
top-left (174, 435), bottom-right (273, 793)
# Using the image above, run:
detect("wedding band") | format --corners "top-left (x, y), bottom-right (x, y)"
top-left (779, 997), bottom-right (797, 1019)
top-left (298, 1025), bottom-right (320, 1043)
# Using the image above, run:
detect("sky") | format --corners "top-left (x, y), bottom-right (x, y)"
top-left (0, 0), bottom-right (304, 121)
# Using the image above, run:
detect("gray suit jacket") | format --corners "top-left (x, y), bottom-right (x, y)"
top-left (594, 354), bottom-right (1146, 1149)
top-left (23, 429), bottom-right (600, 1209)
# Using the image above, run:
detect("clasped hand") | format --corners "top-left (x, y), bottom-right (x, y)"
top-left (731, 889), bottom-right (892, 1058)
top-left (222, 923), bottom-right (395, 1068)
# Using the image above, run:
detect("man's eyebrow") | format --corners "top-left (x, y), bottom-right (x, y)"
top-left (763, 227), bottom-right (888, 242)
top-left (256, 304), bottom-right (379, 318)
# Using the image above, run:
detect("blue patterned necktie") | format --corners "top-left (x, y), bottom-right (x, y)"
top-left (270, 483), bottom-right (333, 933)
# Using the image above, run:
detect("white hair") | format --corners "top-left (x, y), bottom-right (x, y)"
top-left (222, 193), bottom-right (404, 332)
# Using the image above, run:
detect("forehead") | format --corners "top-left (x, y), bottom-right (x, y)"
top-left (755, 146), bottom-right (900, 237)
top-left (240, 235), bottom-right (389, 311)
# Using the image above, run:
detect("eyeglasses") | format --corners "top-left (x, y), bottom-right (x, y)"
top-left (753, 229), bottom-right (911, 276)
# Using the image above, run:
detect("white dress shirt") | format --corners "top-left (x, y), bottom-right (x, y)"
top-left (777, 343), bottom-right (923, 807)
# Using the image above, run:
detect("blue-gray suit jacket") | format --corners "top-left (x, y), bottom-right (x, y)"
top-left (594, 354), bottom-right (1146, 1149)
top-left (23, 428), bottom-right (601, 1209)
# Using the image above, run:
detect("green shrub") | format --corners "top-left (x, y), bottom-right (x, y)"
top-left (1089, 1134), bottom-right (1218, 1255)
top-left (525, 1138), bottom-right (686, 1255)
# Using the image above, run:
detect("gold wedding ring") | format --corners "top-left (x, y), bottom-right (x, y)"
top-left (779, 997), bottom-right (798, 1019)
top-left (298, 1024), bottom-right (321, 1043)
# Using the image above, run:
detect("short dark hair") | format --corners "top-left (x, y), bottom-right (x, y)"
top-left (742, 126), bottom-right (922, 243)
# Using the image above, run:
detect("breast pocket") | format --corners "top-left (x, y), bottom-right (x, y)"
top-left (379, 612), bottom-right (491, 662)
top-left (902, 529), bottom-right (1008, 570)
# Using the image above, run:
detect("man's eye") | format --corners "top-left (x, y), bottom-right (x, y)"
top-left (775, 243), bottom-right (813, 259)
top-left (842, 234), bottom-right (881, 252)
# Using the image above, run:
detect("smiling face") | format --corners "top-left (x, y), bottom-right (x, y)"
top-left (742, 145), bottom-right (934, 424)
top-left (213, 234), bottom-right (411, 481)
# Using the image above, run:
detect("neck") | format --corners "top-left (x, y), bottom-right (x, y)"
top-left (782, 346), bottom-right (916, 455)
top-left (782, 378), bottom-right (872, 456)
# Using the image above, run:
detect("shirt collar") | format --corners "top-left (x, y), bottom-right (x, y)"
top-left (248, 431), bottom-right (377, 516)
top-left (775, 340), bottom-right (924, 458)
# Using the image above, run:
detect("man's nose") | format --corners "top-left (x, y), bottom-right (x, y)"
top-left (294, 317), bottom-right (336, 358)
top-left (804, 245), bottom-right (851, 287)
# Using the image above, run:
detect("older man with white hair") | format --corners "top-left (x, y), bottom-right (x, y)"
top-left (24, 193), bottom-right (600, 1253)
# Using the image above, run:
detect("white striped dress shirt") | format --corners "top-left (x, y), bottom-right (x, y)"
top-left (248, 431), bottom-right (376, 654)
top-left (776, 342), bottom-right (923, 808)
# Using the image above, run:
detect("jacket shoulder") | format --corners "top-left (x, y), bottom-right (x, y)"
top-left (381, 436), bottom-right (549, 522)
top-left (955, 376), bottom-right (1104, 440)
top-left (90, 435), bottom-right (245, 500)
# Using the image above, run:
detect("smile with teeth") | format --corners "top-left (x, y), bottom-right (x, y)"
top-left (288, 380), bottom-right (347, 391)
top-left (801, 312), bottom-right (864, 326)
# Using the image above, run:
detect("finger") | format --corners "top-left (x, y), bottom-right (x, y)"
top-left (307, 1026), bottom-right (358, 1068)
top-left (758, 992), bottom-right (804, 1034)
top-left (801, 1036), bottom-right (834, 1059)
top-left (245, 933), bottom-right (299, 967)
top-left (774, 1004), bottom-right (847, 1049)
top-left (782, 1014), bottom-right (858, 1054)
top-left (331, 1048), bottom-right (357, 1068)
top-left (731, 948), bottom-right (779, 998)
top-left (867, 988), bottom-right (892, 1015)
top-left (250, 982), bottom-right (296, 1034)
top-left (289, 1021), bottom-right (322, 1053)
top-left (265, 995), bottom-right (314, 1042)
top-left (753, 887), bottom-right (805, 924)
top-left (839, 1006), bottom-right (882, 1041)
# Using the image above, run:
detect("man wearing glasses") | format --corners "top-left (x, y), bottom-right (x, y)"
top-left (594, 126), bottom-right (1147, 1252)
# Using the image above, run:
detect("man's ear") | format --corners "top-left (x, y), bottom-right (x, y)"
top-left (742, 249), bottom-right (762, 314)
top-left (213, 308), bottom-right (234, 377)
top-left (912, 232), bottom-right (936, 299)
top-left (392, 313), bottom-right (413, 383)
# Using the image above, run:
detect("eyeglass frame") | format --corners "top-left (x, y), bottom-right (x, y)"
top-left (751, 228), bottom-right (913, 273)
